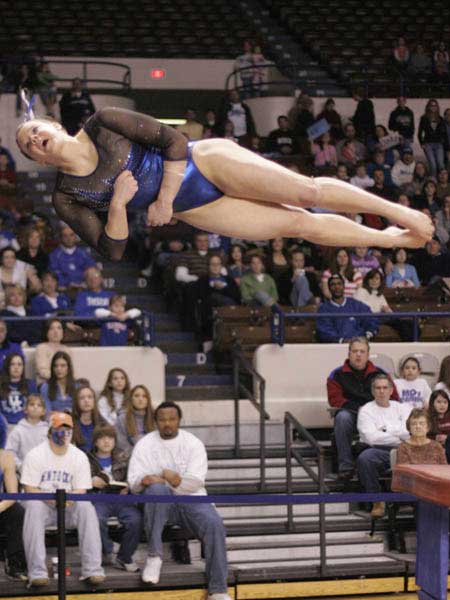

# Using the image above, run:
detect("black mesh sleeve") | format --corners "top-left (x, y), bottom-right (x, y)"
top-left (53, 190), bottom-right (128, 262)
top-left (93, 106), bottom-right (188, 161)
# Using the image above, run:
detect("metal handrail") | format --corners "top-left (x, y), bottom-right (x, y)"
top-left (225, 63), bottom-right (296, 97)
top-left (284, 411), bottom-right (327, 576)
top-left (232, 343), bottom-right (269, 491)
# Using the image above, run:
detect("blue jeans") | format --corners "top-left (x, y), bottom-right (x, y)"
top-left (144, 483), bottom-right (228, 594)
top-left (423, 143), bottom-right (445, 176)
top-left (334, 409), bottom-right (358, 472)
top-left (357, 447), bottom-right (392, 493)
top-left (95, 502), bottom-right (142, 563)
top-left (290, 274), bottom-right (313, 307)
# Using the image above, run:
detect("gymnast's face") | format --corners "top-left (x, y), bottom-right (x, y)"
top-left (16, 120), bottom-right (65, 165)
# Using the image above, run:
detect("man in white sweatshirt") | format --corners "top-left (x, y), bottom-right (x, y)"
top-left (356, 374), bottom-right (410, 518)
top-left (127, 401), bottom-right (230, 600)
top-left (391, 148), bottom-right (415, 189)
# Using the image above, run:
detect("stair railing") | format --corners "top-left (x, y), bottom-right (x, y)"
top-left (284, 411), bottom-right (327, 576)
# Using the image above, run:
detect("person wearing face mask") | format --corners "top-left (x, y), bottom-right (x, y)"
top-left (21, 412), bottom-right (105, 588)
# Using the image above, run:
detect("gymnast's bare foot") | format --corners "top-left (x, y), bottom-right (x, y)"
top-left (396, 207), bottom-right (434, 241)
top-left (382, 226), bottom-right (429, 249)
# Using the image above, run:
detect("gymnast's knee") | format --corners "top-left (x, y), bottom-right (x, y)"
top-left (313, 176), bottom-right (347, 205)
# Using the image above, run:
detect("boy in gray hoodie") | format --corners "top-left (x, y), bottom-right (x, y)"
top-left (6, 395), bottom-right (48, 471)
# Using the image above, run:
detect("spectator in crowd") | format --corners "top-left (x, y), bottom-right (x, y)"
top-left (49, 225), bottom-right (96, 290)
top-left (21, 411), bottom-right (105, 587)
top-left (74, 266), bottom-right (113, 317)
top-left (335, 163), bottom-right (350, 182)
top-left (127, 401), bottom-right (230, 599)
top-left (336, 123), bottom-right (367, 164)
top-left (351, 247), bottom-right (380, 277)
top-left (436, 168), bottom-right (450, 201)
top-left (35, 62), bottom-right (58, 117)
top-left (0, 353), bottom-right (37, 426)
top-left (240, 254), bottom-right (278, 307)
top-left (88, 425), bottom-right (141, 572)
top-left (367, 125), bottom-right (395, 163)
top-left (432, 51), bottom-right (450, 83)
top-left (0, 285), bottom-right (41, 345)
top-left (433, 41), bottom-right (450, 65)
top-left (428, 390), bottom-right (450, 461)
top-left (0, 247), bottom-right (41, 293)
top-left (177, 108), bottom-right (204, 141)
top-left (408, 43), bottom-right (432, 79)
top-left (367, 151), bottom-right (394, 188)
top-left (217, 89), bottom-right (256, 146)
top-left (0, 319), bottom-right (22, 370)
top-left (413, 237), bottom-right (450, 284)
top-left (40, 351), bottom-right (76, 414)
top-left (385, 248), bottom-right (420, 288)
top-left (327, 338), bottom-right (398, 480)
top-left (357, 374), bottom-right (409, 517)
top-left (435, 356), bottom-right (450, 396)
top-left (227, 244), bottom-right (248, 284)
top-left (34, 319), bottom-right (70, 383)
top-left (316, 98), bottom-right (344, 141)
top-left (0, 152), bottom-right (17, 209)
top-left (418, 99), bottom-right (446, 176)
top-left (397, 408), bottom-right (446, 465)
top-left (434, 195), bottom-right (450, 246)
top-left (95, 295), bottom-right (141, 347)
top-left (410, 161), bottom-right (428, 197)
top-left (72, 386), bottom-right (103, 454)
top-left (265, 238), bottom-right (289, 284)
top-left (392, 37), bottom-right (410, 72)
top-left (266, 116), bottom-right (297, 155)
top-left (391, 149), bottom-right (416, 189)
top-left (222, 120), bottom-right (238, 143)
top-left (0, 137), bottom-right (16, 170)
top-left (354, 269), bottom-right (391, 313)
top-left (394, 357), bottom-right (431, 409)
top-left (30, 271), bottom-right (71, 317)
top-left (289, 94), bottom-right (315, 140)
top-left (316, 275), bottom-right (378, 343)
top-left (98, 368), bottom-right (131, 426)
top-left (235, 40), bottom-right (254, 98)
top-left (5, 394), bottom-right (48, 471)
top-left (0, 213), bottom-right (19, 252)
top-left (352, 87), bottom-right (375, 143)
top-left (17, 227), bottom-right (49, 277)
top-left (350, 161), bottom-right (374, 190)
top-left (321, 247), bottom-right (363, 299)
top-left (277, 249), bottom-right (320, 307)
top-left (195, 254), bottom-right (240, 341)
top-left (388, 97), bottom-right (415, 146)
top-left (59, 77), bottom-right (96, 135)
top-left (204, 109), bottom-right (218, 135)
top-left (338, 139), bottom-right (358, 172)
top-left (0, 447), bottom-right (27, 580)
top-left (311, 132), bottom-right (337, 170)
top-left (116, 385), bottom-right (154, 455)
top-left (414, 178), bottom-right (440, 214)
top-left (252, 44), bottom-right (268, 95)
top-left (443, 108), bottom-right (450, 167)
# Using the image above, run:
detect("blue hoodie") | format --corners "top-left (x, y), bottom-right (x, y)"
top-left (49, 246), bottom-right (96, 288)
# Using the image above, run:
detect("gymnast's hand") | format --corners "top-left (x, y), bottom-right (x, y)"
top-left (147, 199), bottom-right (173, 227)
top-left (113, 170), bottom-right (138, 206)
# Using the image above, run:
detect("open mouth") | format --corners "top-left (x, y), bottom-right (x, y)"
top-left (42, 139), bottom-right (49, 149)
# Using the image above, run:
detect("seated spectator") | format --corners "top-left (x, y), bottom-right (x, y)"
top-left (410, 161), bottom-right (428, 198)
top-left (367, 125), bottom-right (396, 166)
top-left (72, 386), bottom-right (103, 454)
top-left (217, 89), bottom-right (256, 145)
top-left (265, 238), bottom-right (289, 284)
top-left (311, 132), bottom-right (337, 170)
top-left (316, 98), bottom-right (344, 141)
top-left (222, 120), bottom-right (238, 143)
top-left (413, 238), bottom-right (450, 284)
top-left (17, 227), bottom-right (49, 277)
top-left (21, 411), bottom-right (104, 587)
top-left (367, 150), bottom-right (394, 184)
top-left (435, 356), bottom-right (450, 396)
top-left (357, 374), bottom-right (409, 518)
top-left (0, 319), bottom-right (23, 370)
top-left (436, 168), bottom-right (450, 201)
top-left (385, 248), bottom-right (420, 288)
top-left (34, 319), bottom-right (70, 383)
top-left (408, 43), bottom-right (432, 78)
top-left (428, 390), bottom-right (450, 461)
top-left (0, 212), bottom-right (19, 251)
top-left (0, 247), bottom-right (41, 293)
top-left (35, 61), bottom-right (58, 117)
top-left (0, 152), bottom-right (16, 210)
top-left (277, 250), bottom-right (320, 307)
top-left (289, 94), bottom-right (314, 140)
top-left (0, 285), bottom-right (42, 345)
top-left (391, 149), bottom-right (416, 189)
top-left (88, 425), bottom-right (141, 572)
top-left (0, 353), bottom-right (37, 426)
top-left (40, 351), bottom-right (76, 413)
top-left (240, 254), bottom-right (278, 307)
top-left (413, 178), bottom-right (440, 215)
top-left (127, 401), bottom-right (230, 598)
top-left (195, 255), bottom-right (240, 341)
top-left (338, 140), bottom-right (358, 172)
top-left (0, 448), bottom-right (27, 580)
top-left (204, 109), bottom-right (218, 135)
top-left (350, 161), bottom-right (374, 190)
top-left (98, 368), bottom-right (131, 426)
top-left (59, 77), bottom-right (96, 136)
top-left (351, 247), bottom-right (380, 277)
top-left (321, 248), bottom-right (363, 299)
top-left (94, 295), bottom-right (141, 347)
top-left (388, 97), bottom-right (415, 146)
top-left (432, 52), bottom-right (450, 83)
top-left (316, 275), bottom-right (378, 343)
top-left (116, 385), bottom-right (154, 455)
top-left (30, 271), bottom-right (71, 317)
top-left (354, 269), bottom-right (391, 313)
top-left (74, 266), bottom-right (113, 318)
top-left (227, 244), bottom-right (249, 284)
top-left (392, 37), bottom-right (410, 72)
top-left (49, 225), bottom-right (96, 291)
top-left (0, 137), bottom-right (15, 170)
top-left (177, 108), bottom-right (204, 141)
top-left (397, 408), bottom-right (446, 466)
top-left (335, 163), bottom-right (350, 182)
top-left (266, 116), bottom-right (297, 155)
top-left (394, 357), bottom-right (431, 409)
top-left (366, 168), bottom-right (396, 208)
top-left (5, 394), bottom-right (48, 471)
top-left (434, 195), bottom-right (450, 245)
top-left (336, 123), bottom-right (367, 164)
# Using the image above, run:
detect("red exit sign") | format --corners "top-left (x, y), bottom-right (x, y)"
top-left (151, 68), bottom-right (166, 79)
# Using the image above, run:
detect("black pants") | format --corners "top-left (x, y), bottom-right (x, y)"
top-left (0, 502), bottom-right (25, 560)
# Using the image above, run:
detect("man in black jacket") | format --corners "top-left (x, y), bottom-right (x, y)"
top-left (388, 97), bottom-right (415, 146)
top-left (59, 78), bottom-right (96, 135)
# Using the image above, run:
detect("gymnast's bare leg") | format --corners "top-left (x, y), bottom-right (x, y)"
top-left (175, 196), bottom-right (425, 249)
top-left (192, 139), bottom-right (433, 242)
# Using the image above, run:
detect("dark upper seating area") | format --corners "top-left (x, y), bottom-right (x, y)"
top-left (265, 0), bottom-right (450, 95)
top-left (0, 0), bottom-right (254, 58)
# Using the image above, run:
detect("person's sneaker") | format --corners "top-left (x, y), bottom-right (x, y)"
top-left (29, 577), bottom-right (49, 587)
top-left (80, 575), bottom-right (105, 586)
top-left (4, 558), bottom-right (28, 581)
top-left (371, 501), bottom-right (386, 519)
top-left (142, 556), bottom-right (162, 584)
top-left (206, 594), bottom-right (232, 600)
top-left (113, 557), bottom-right (140, 573)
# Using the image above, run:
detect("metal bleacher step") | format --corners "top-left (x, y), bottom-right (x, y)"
top-left (165, 373), bottom-right (233, 387)
top-left (166, 384), bottom-right (235, 401)
top-left (166, 352), bottom-right (213, 365)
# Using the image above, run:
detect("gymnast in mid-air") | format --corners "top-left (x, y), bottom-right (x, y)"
top-left (16, 104), bottom-right (433, 261)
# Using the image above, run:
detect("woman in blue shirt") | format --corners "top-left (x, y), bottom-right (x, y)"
top-left (72, 385), bottom-right (103, 453)
top-left (40, 351), bottom-right (76, 413)
top-left (0, 353), bottom-right (37, 425)
top-left (385, 248), bottom-right (421, 288)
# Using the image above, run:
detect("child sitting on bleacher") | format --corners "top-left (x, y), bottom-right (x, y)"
top-left (98, 368), bottom-right (131, 426)
top-left (394, 356), bottom-right (432, 409)
top-left (5, 394), bottom-right (48, 471)
top-left (94, 295), bottom-right (141, 347)
top-left (72, 386), bottom-right (104, 453)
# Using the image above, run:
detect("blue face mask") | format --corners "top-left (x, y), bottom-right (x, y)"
top-left (51, 429), bottom-right (71, 446)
